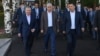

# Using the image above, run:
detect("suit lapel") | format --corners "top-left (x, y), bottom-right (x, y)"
top-left (45, 11), bottom-right (54, 27)
top-left (25, 14), bottom-right (31, 26)
top-left (52, 12), bottom-right (54, 25)
top-left (75, 12), bottom-right (77, 26)
top-left (45, 11), bottom-right (48, 26)
top-left (30, 14), bottom-right (33, 26)
top-left (68, 12), bottom-right (71, 24)
top-left (24, 15), bottom-right (29, 25)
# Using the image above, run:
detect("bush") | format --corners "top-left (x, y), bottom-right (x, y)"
top-left (0, 4), bottom-right (3, 12)
top-left (0, 12), bottom-right (4, 28)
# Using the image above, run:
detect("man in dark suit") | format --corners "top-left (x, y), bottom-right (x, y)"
top-left (18, 7), bottom-right (36, 56)
top-left (76, 2), bottom-right (86, 18)
top-left (76, 2), bottom-right (85, 39)
top-left (56, 6), bottom-right (63, 33)
top-left (64, 3), bottom-right (70, 12)
top-left (41, 3), bottom-right (58, 56)
top-left (13, 3), bottom-right (25, 24)
top-left (32, 3), bottom-right (42, 38)
top-left (41, 3), bottom-right (47, 12)
top-left (94, 9), bottom-right (100, 50)
top-left (63, 3), bottom-right (70, 33)
top-left (87, 8), bottom-right (96, 39)
top-left (63, 3), bottom-right (85, 56)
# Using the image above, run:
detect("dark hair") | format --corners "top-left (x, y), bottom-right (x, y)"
top-left (20, 3), bottom-right (24, 5)
top-left (77, 2), bottom-right (81, 4)
top-left (68, 3), bottom-right (75, 6)
top-left (35, 2), bottom-right (39, 5)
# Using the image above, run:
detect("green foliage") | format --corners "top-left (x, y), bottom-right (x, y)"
top-left (0, 2), bottom-right (4, 28)
top-left (61, 0), bottom-right (65, 9)
top-left (81, 0), bottom-right (98, 7)
top-left (0, 13), bottom-right (4, 28)
top-left (0, 2), bottom-right (3, 12)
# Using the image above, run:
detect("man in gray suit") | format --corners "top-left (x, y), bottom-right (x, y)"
top-left (41, 3), bottom-right (58, 56)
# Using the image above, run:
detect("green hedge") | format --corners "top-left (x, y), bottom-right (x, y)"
top-left (0, 12), bottom-right (4, 28)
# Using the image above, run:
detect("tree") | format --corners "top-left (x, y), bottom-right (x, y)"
top-left (2, 0), bottom-right (12, 33)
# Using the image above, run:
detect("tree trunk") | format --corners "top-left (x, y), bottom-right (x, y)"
top-left (59, 0), bottom-right (61, 8)
top-left (12, 0), bottom-right (17, 12)
top-left (2, 0), bottom-right (12, 33)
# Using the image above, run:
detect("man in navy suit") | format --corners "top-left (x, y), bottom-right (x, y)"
top-left (64, 3), bottom-right (70, 13)
top-left (63, 3), bottom-right (85, 56)
top-left (32, 3), bottom-right (42, 39)
top-left (41, 3), bottom-right (47, 12)
top-left (76, 2), bottom-right (86, 39)
top-left (62, 4), bottom-right (70, 34)
top-left (88, 8), bottom-right (97, 39)
top-left (13, 3), bottom-right (25, 24)
top-left (56, 6), bottom-right (63, 32)
top-left (18, 7), bottom-right (36, 56)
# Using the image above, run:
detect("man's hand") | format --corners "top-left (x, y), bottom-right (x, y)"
top-left (63, 31), bottom-right (66, 34)
top-left (41, 30), bottom-right (44, 33)
top-left (81, 28), bottom-right (85, 32)
top-left (57, 29), bottom-right (59, 32)
top-left (31, 29), bottom-right (35, 33)
top-left (18, 33), bottom-right (21, 37)
top-left (12, 21), bottom-right (15, 24)
top-left (94, 27), bottom-right (98, 31)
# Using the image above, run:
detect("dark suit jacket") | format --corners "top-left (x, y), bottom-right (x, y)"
top-left (62, 8), bottom-right (69, 20)
top-left (13, 8), bottom-right (25, 22)
top-left (55, 9), bottom-right (62, 17)
top-left (87, 11), bottom-right (95, 25)
top-left (32, 8), bottom-right (42, 19)
top-left (94, 10), bottom-right (100, 30)
top-left (41, 11), bottom-right (58, 34)
top-left (63, 11), bottom-right (84, 33)
top-left (18, 13), bottom-right (36, 38)
top-left (76, 7), bottom-right (86, 20)
top-left (41, 7), bottom-right (47, 12)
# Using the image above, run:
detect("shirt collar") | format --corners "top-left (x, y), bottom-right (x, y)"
top-left (70, 10), bottom-right (75, 13)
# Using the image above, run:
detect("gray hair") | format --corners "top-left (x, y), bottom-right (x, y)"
top-left (47, 3), bottom-right (52, 7)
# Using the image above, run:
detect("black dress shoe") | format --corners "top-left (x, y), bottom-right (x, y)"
top-left (97, 47), bottom-right (100, 51)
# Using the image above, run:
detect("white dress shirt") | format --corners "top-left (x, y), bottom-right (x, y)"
top-left (43, 7), bottom-right (46, 11)
top-left (47, 12), bottom-right (53, 27)
top-left (35, 8), bottom-right (39, 19)
top-left (32, 6), bottom-right (35, 9)
top-left (26, 15), bottom-right (31, 25)
top-left (77, 7), bottom-right (81, 12)
top-left (21, 7), bottom-right (24, 13)
top-left (70, 11), bottom-right (76, 29)
top-left (67, 8), bottom-right (69, 11)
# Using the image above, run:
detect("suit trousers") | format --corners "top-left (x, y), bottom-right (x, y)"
top-left (98, 31), bottom-right (100, 47)
top-left (67, 29), bottom-right (77, 56)
top-left (44, 27), bottom-right (56, 56)
top-left (23, 32), bottom-right (34, 56)
top-left (35, 19), bottom-right (40, 38)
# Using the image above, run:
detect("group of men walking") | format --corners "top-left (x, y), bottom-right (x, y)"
top-left (12, 2), bottom-right (100, 56)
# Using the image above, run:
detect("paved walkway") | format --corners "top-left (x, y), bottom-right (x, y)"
top-left (0, 38), bottom-right (11, 56)
top-left (6, 33), bottom-right (100, 56)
